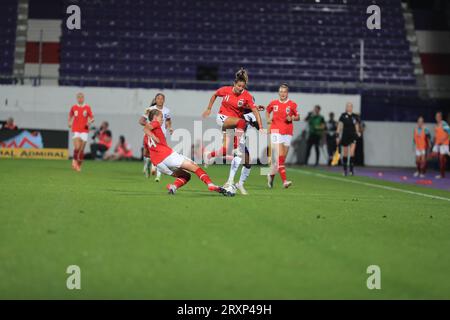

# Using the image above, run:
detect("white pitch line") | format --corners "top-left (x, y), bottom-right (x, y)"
top-left (291, 169), bottom-right (450, 203)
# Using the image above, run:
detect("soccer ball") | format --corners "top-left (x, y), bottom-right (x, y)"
top-left (223, 184), bottom-right (237, 196)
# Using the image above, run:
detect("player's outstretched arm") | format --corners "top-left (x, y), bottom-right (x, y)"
top-left (336, 121), bottom-right (343, 145)
top-left (265, 107), bottom-right (271, 126)
top-left (251, 107), bottom-right (264, 132)
top-left (202, 93), bottom-right (218, 118)
top-left (166, 118), bottom-right (174, 135)
top-left (68, 107), bottom-right (73, 128)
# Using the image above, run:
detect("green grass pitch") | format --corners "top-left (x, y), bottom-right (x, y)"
top-left (0, 159), bottom-right (449, 299)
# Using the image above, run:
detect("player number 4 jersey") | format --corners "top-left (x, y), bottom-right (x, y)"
top-left (144, 120), bottom-right (173, 165)
top-left (267, 99), bottom-right (299, 135)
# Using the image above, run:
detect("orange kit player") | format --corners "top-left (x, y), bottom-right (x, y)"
top-left (431, 112), bottom-right (450, 179)
top-left (144, 109), bottom-right (232, 196)
top-left (266, 84), bottom-right (300, 188)
top-left (68, 92), bottom-right (94, 171)
top-left (412, 116), bottom-right (430, 178)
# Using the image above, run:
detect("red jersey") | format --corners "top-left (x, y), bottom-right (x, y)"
top-left (69, 104), bottom-right (93, 133)
top-left (215, 86), bottom-right (257, 118)
top-left (144, 120), bottom-right (173, 165)
top-left (267, 99), bottom-right (299, 135)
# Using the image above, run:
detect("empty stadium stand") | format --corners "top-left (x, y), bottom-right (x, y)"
top-left (57, 0), bottom-right (416, 92)
top-left (0, 0), bottom-right (18, 84)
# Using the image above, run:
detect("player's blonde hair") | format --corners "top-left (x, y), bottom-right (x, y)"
top-left (234, 68), bottom-right (248, 85)
top-left (148, 109), bottom-right (161, 122)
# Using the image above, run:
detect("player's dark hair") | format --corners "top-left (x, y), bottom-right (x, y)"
top-left (150, 93), bottom-right (165, 107)
top-left (234, 68), bottom-right (248, 84)
top-left (148, 109), bottom-right (161, 122)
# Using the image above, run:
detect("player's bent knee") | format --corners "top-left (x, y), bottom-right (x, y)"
top-left (181, 159), bottom-right (198, 172)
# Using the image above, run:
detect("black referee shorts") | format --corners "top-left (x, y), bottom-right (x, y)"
top-left (341, 133), bottom-right (357, 147)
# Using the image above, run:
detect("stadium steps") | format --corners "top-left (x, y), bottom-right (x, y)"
top-left (12, 0), bottom-right (29, 82)
top-left (402, 1), bottom-right (428, 98)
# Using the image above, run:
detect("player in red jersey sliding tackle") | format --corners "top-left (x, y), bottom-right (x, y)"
top-left (266, 84), bottom-right (299, 188)
top-left (68, 92), bottom-right (94, 172)
top-left (144, 109), bottom-right (233, 196)
top-left (202, 68), bottom-right (264, 195)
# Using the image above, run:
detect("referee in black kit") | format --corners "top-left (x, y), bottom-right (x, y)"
top-left (336, 102), bottom-right (361, 176)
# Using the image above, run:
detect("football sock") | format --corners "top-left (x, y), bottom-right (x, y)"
top-left (439, 155), bottom-right (446, 177)
top-left (235, 119), bottom-right (247, 154)
top-left (173, 177), bottom-right (188, 189)
top-left (73, 149), bottom-right (79, 161)
top-left (144, 157), bottom-right (150, 169)
top-left (195, 168), bottom-right (212, 185)
top-left (238, 166), bottom-right (251, 186)
top-left (343, 157), bottom-right (348, 172)
top-left (278, 156), bottom-right (287, 182)
top-left (227, 156), bottom-right (242, 184)
top-left (350, 156), bottom-right (355, 172)
top-left (421, 159), bottom-right (427, 174)
top-left (78, 150), bottom-right (84, 165)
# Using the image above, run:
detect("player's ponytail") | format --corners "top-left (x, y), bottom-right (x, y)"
top-left (234, 68), bottom-right (248, 85)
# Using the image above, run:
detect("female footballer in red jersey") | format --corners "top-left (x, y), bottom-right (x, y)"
top-left (202, 68), bottom-right (264, 194)
top-left (68, 93), bottom-right (94, 171)
top-left (202, 68), bottom-right (264, 161)
top-left (144, 109), bottom-right (231, 196)
top-left (266, 84), bottom-right (300, 188)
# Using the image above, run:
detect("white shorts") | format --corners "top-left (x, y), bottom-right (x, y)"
top-left (271, 133), bottom-right (292, 146)
top-left (156, 151), bottom-right (189, 176)
top-left (415, 149), bottom-right (426, 157)
top-left (72, 132), bottom-right (89, 142)
top-left (216, 113), bottom-right (228, 127)
top-left (432, 144), bottom-right (449, 155)
top-left (243, 112), bottom-right (256, 123)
